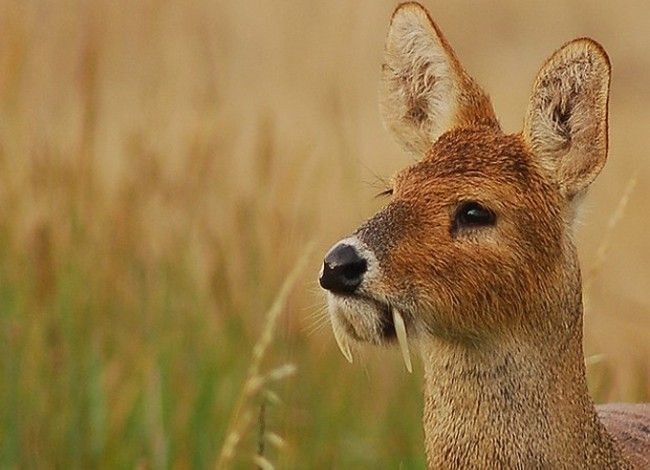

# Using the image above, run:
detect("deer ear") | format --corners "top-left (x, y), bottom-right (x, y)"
top-left (524, 39), bottom-right (611, 199)
top-left (380, 2), bottom-right (499, 156)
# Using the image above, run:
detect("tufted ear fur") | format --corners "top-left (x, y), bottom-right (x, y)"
top-left (523, 39), bottom-right (611, 199)
top-left (380, 2), bottom-right (499, 157)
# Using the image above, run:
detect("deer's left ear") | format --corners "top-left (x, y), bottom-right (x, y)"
top-left (523, 39), bottom-right (611, 199)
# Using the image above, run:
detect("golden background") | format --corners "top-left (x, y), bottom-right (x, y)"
top-left (0, 0), bottom-right (648, 467)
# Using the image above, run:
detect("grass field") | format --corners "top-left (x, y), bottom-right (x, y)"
top-left (0, 0), bottom-right (648, 468)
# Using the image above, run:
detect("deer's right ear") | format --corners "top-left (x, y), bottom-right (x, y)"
top-left (380, 2), bottom-right (498, 156)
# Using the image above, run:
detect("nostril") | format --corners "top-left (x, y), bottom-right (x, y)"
top-left (319, 244), bottom-right (368, 294)
top-left (341, 259), bottom-right (366, 281)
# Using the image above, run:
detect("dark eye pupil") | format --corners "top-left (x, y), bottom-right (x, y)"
top-left (465, 207), bottom-right (490, 222)
top-left (456, 202), bottom-right (495, 227)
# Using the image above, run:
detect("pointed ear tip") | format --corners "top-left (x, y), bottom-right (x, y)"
top-left (391, 1), bottom-right (432, 25)
top-left (560, 37), bottom-right (612, 73)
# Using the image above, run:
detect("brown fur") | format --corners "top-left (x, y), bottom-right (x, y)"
top-left (322, 2), bottom-right (649, 468)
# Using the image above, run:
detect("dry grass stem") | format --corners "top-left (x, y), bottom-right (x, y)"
top-left (584, 174), bottom-right (638, 290)
top-left (215, 243), bottom-right (314, 469)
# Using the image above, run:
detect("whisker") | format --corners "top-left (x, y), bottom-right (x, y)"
top-left (305, 317), bottom-right (332, 337)
top-left (303, 305), bottom-right (331, 335)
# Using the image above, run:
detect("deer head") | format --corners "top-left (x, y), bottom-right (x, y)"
top-left (319, 2), bottom-right (610, 371)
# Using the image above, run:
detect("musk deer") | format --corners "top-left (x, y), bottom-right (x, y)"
top-left (319, 2), bottom-right (649, 468)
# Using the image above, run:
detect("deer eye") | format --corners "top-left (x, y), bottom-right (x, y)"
top-left (454, 201), bottom-right (496, 228)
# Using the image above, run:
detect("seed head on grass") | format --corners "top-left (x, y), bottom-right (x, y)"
top-left (216, 242), bottom-right (314, 469)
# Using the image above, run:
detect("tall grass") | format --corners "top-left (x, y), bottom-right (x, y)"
top-left (0, 0), bottom-right (648, 467)
top-left (217, 244), bottom-right (312, 468)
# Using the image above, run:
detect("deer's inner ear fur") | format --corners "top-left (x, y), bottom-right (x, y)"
top-left (380, 3), bottom-right (499, 156)
top-left (524, 39), bottom-right (611, 199)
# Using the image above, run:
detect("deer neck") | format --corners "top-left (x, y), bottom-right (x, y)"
top-left (419, 304), bottom-right (626, 469)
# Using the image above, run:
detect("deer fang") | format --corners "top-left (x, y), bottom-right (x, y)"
top-left (392, 308), bottom-right (412, 373)
top-left (332, 321), bottom-right (353, 363)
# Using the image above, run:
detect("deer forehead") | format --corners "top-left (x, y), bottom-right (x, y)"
top-left (393, 128), bottom-right (553, 204)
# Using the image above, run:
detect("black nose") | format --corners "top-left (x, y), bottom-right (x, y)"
top-left (319, 244), bottom-right (367, 294)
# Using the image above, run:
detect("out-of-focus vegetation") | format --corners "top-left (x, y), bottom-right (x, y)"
top-left (0, 0), bottom-right (648, 467)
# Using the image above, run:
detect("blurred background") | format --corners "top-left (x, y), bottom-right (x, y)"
top-left (0, 0), bottom-right (648, 467)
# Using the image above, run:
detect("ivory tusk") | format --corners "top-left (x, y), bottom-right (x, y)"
top-left (392, 308), bottom-right (412, 373)
top-left (332, 321), bottom-right (353, 363)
